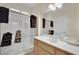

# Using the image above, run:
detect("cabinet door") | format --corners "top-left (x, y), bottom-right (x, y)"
top-left (34, 46), bottom-right (38, 55)
top-left (54, 48), bottom-right (73, 55)
top-left (54, 48), bottom-right (68, 55)
top-left (37, 47), bottom-right (50, 55)
top-left (34, 39), bottom-right (38, 55)
top-left (38, 40), bottom-right (54, 54)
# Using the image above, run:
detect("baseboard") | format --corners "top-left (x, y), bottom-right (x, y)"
top-left (16, 48), bottom-right (33, 55)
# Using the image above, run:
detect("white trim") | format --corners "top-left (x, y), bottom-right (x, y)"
top-left (9, 8), bottom-right (29, 16)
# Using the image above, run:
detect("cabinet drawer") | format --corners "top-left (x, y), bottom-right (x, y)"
top-left (54, 48), bottom-right (73, 55)
top-left (38, 47), bottom-right (51, 55)
top-left (38, 40), bottom-right (54, 54)
top-left (55, 48), bottom-right (68, 55)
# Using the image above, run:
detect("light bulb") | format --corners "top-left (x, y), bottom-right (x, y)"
top-left (48, 4), bottom-right (56, 11)
top-left (48, 4), bottom-right (53, 9)
top-left (55, 3), bottom-right (63, 8)
top-left (51, 6), bottom-right (56, 11)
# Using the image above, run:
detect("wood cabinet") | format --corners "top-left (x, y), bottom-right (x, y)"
top-left (34, 39), bottom-right (74, 55)
top-left (38, 47), bottom-right (50, 55)
top-left (34, 39), bottom-right (38, 55)
top-left (38, 40), bottom-right (54, 55)
top-left (54, 48), bottom-right (73, 55)
top-left (54, 48), bottom-right (68, 55)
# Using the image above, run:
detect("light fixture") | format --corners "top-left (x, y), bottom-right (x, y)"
top-left (48, 4), bottom-right (56, 11)
top-left (55, 3), bottom-right (63, 8)
top-left (48, 3), bottom-right (63, 11)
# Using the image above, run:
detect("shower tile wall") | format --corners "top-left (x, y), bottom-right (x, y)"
top-left (0, 11), bottom-right (23, 54)
top-left (0, 11), bottom-right (33, 55)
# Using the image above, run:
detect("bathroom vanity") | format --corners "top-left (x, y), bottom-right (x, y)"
top-left (34, 35), bottom-right (79, 55)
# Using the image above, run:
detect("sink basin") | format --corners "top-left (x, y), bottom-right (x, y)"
top-left (63, 37), bottom-right (79, 46)
top-left (49, 35), bottom-right (60, 42)
top-left (65, 40), bottom-right (79, 46)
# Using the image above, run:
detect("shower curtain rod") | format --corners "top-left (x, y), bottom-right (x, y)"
top-left (9, 8), bottom-right (29, 16)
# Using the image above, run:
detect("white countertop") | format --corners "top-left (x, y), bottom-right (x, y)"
top-left (34, 35), bottom-right (79, 55)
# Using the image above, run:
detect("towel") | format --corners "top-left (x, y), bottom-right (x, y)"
top-left (1, 32), bottom-right (12, 47)
top-left (0, 7), bottom-right (9, 23)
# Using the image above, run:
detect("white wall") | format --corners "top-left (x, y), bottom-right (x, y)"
top-left (75, 6), bottom-right (79, 39)
top-left (42, 14), bottom-right (69, 36)
top-left (42, 4), bottom-right (79, 39)
top-left (0, 4), bottom-right (40, 55)
top-left (0, 3), bottom-right (48, 36)
top-left (53, 15), bottom-right (68, 35)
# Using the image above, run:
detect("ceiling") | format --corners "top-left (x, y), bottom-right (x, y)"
top-left (0, 3), bottom-right (79, 19)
